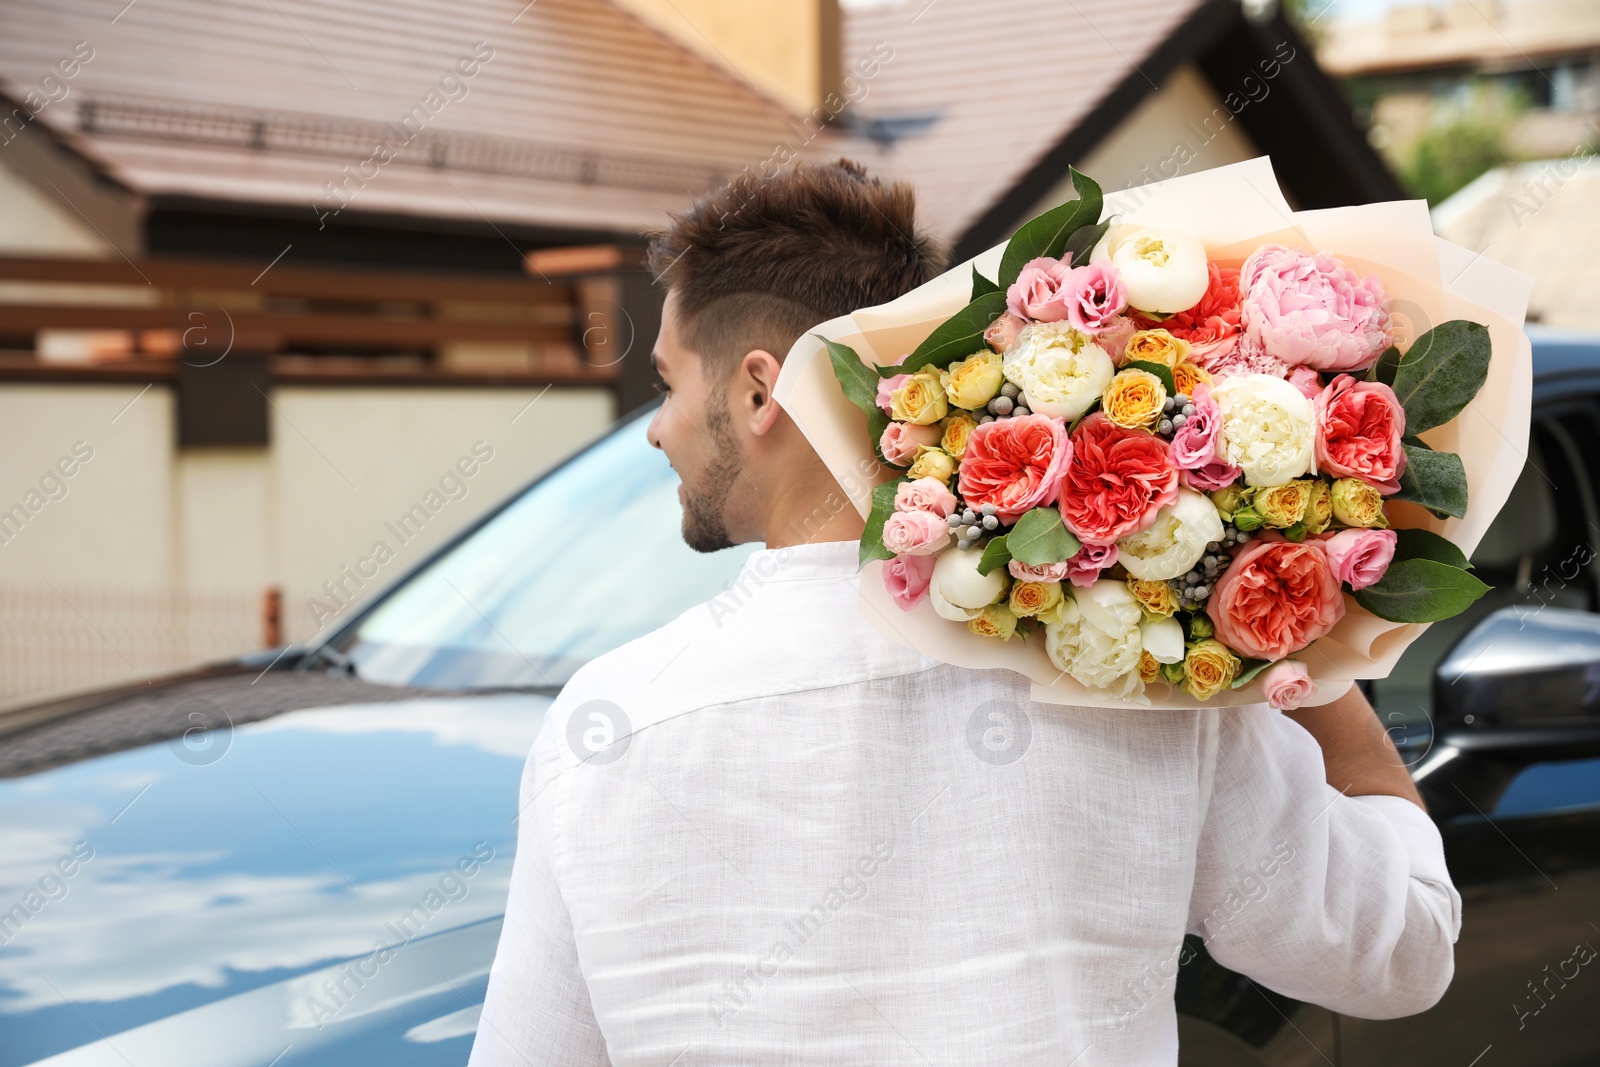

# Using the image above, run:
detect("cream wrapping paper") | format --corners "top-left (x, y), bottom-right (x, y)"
top-left (772, 158), bottom-right (1534, 710)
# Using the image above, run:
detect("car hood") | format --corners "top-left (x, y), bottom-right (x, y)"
top-left (0, 679), bottom-right (549, 1067)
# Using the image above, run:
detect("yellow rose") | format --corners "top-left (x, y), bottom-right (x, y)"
top-left (1102, 368), bottom-right (1167, 430)
top-left (1127, 578), bottom-right (1178, 618)
top-left (1124, 328), bottom-right (1192, 370)
top-left (1208, 484), bottom-right (1253, 521)
top-left (908, 445), bottom-right (955, 484)
top-left (1009, 580), bottom-right (1064, 618)
top-left (1137, 650), bottom-right (1162, 684)
top-left (1303, 479), bottom-right (1333, 534)
top-left (1036, 596), bottom-right (1072, 626)
top-left (1330, 477), bottom-right (1388, 528)
top-left (1183, 638), bottom-right (1241, 701)
top-left (1257, 480), bottom-right (1313, 528)
top-left (941, 349), bottom-right (1005, 410)
top-left (968, 602), bottom-right (1020, 640)
top-left (1172, 361), bottom-right (1212, 398)
top-left (941, 412), bottom-right (977, 460)
top-left (890, 367), bottom-right (949, 425)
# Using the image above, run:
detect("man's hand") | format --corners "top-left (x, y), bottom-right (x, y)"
top-left (1283, 686), bottom-right (1426, 811)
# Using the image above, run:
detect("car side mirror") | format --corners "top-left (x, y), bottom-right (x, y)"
top-left (1435, 606), bottom-right (1600, 734)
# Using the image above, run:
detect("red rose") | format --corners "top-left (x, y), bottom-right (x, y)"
top-left (957, 413), bottom-right (1071, 523)
top-left (1058, 413), bottom-right (1179, 544)
top-left (1208, 535), bottom-right (1346, 661)
top-left (1137, 263), bottom-right (1241, 367)
top-left (1314, 374), bottom-right (1407, 494)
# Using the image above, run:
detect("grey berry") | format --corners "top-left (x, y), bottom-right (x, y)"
top-left (1001, 382), bottom-right (1021, 399)
top-left (1162, 397), bottom-right (1176, 413)
top-left (1171, 414), bottom-right (1187, 428)
top-left (1158, 419), bottom-right (1174, 435)
top-left (980, 503), bottom-right (997, 516)
top-left (978, 415), bottom-right (995, 424)
top-left (1182, 404), bottom-right (1196, 417)
top-left (947, 513), bottom-right (962, 528)
top-left (1013, 406), bottom-right (1030, 418)
top-left (982, 515), bottom-right (999, 530)
top-left (988, 395), bottom-right (1014, 415)
top-left (1194, 585), bottom-right (1210, 599)
top-left (1173, 393), bottom-right (1189, 407)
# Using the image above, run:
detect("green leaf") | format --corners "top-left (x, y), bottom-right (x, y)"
top-left (1393, 439), bottom-right (1468, 519)
top-left (1067, 398), bottom-right (1101, 435)
top-left (1230, 658), bottom-right (1273, 690)
top-left (878, 291), bottom-right (1008, 378)
top-left (860, 478), bottom-right (908, 569)
top-left (1389, 320), bottom-right (1492, 435)
top-left (977, 534), bottom-right (1012, 576)
top-left (1282, 522), bottom-right (1308, 543)
top-left (821, 334), bottom-right (900, 466)
top-left (1064, 220), bottom-right (1110, 268)
top-left (1353, 558), bottom-right (1490, 622)
top-left (1368, 345), bottom-right (1402, 387)
top-left (1392, 527), bottom-right (1470, 569)
top-left (997, 168), bottom-right (1104, 288)
top-left (971, 266), bottom-right (1001, 301)
top-left (1122, 359), bottom-right (1176, 396)
top-left (1007, 507), bottom-right (1081, 565)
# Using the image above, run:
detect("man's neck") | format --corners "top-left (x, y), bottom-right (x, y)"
top-left (759, 469), bottom-right (867, 550)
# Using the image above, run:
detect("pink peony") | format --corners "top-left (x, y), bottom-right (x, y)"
top-left (1065, 262), bottom-right (1128, 334)
top-left (883, 553), bottom-right (937, 610)
top-left (1170, 382), bottom-right (1222, 471)
top-left (1239, 244), bottom-right (1391, 372)
top-left (1320, 527), bottom-right (1397, 591)
top-left (956, 414), bottom-right (1072, 523)
top-left (882, 510), bottom-right (950, 556)
top-left (1286, 366), bottom-right (1322, 400)
top-left (1260, 660), bottom-right (1316, 711)
top-left (1315, 374), bottom-right (1408, 494)
top-left (1064, 542), bottom-right (1118, 588)
top-left (876, 374), bottom-right (910, 414)
top-left (879, 421), bottom-right (941, 466)
top-left (984, 312), bottom-right (1028, 354)
top-left (895, 477), bottom-right (958, 518)
top-left (1207, 334), bottom-right (1288, 380)
top-left (1058, 413), bottom-right (1179, 544)
top-left (1208, 534), bottom-right (1346, 661)
top-left (1008, 559), bottom-right (1071, 582)
top-left (1137, 262), bottom-right (1241, 367)
top-left (1006, 258), bottom-right (1075, 322)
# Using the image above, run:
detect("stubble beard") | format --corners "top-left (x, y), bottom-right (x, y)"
top-left (680, 386), bottom-right (741, 553)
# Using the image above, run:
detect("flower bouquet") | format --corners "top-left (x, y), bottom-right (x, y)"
top-left (775, 158), bottom-right (1532, 710)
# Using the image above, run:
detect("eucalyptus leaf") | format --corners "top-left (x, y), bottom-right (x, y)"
top-left (977, 534), bottom-right (1013, 576)
top-left (1389, 320), bottom-right (1492, 435)
top-left (1368, 345), bottom-right (1402, 387)
top-left (997, 169), bottom-right (1104, 287)
top-left (1007, 507), bottom-right (1081, 565)
top-left (1123, 359), bottom-right (1176, 396)
top-left (1392, 527), bottom-right (1470, 569)
top-left (1064, 220), bottom-right (1110, 268)
top-left (1230, 659), bottom-right (1273, 690)
top-left (1353, 558), bottom-right (1490, 622)
top-left (860, 478), bottom-right (908, 569)
top-left (1393, 439), bottom-right (1468, 519)
top-left (971, 266), bottom-right (1001, 301)
top-left (879, 291), bottom-right (1008, 378)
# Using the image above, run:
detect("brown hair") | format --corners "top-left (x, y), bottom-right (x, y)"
top-left (644, 158), bottom-right (945, 380)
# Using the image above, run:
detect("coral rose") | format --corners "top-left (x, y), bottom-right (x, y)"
top-left (1315, 374), bottom-right (1408, 494)
top-left (1207, 535), bottom-right (1346, 661)
top-left (956, 414), bottom-right (1071, 523)
top-left (1059, 413), bottom-right (1180, 545)
top-left (883, 553), bottom-right (936, 610)
top-left (1144, 262), bottom-right (1242, 367)
top-left (1239, 245), bottom-right (1391, 372)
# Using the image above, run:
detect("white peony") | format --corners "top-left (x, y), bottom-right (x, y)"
top-left (1044, 581), bottom-right (1145, 696)
top-left (1140, 616), bottom-right (1185, 664)
top-left (1211, 373), bottom-right (1316, 488)
top-left (1002, 322), bottom-right (1114, 420)
top-left (1117, 489), bottom-right (1225, 581)
top-left (1091, 224), bottom-right (1210, 315)
top-left (929, 545), bottom-right (1007, 621)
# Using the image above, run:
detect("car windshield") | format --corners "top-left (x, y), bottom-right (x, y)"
top-left (332, 406), bottom-right (755, 689)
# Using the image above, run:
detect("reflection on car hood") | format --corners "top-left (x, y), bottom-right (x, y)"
top-left (0, 686), bottom-right (549, 1067)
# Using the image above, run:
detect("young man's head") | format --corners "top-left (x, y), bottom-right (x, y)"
top-left (644, 158), bottom-right (944, 552)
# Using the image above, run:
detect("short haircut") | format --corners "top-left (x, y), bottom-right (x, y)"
top-left (644, 158), bottom-right (946, 381)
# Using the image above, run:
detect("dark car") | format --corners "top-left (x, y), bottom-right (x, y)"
top-left (2, 329), bottom-right (1598, 1066)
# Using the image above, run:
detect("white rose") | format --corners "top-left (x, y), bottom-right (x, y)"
top-left (1212, 373), bottom-right (1316, 488)
top-left (1002, 322), bottom-right (1114, 420)
top-left (1044, 582), bottom-right (1144, 694)
top-left (1116, 489), bottom-right (1225, 581)
top-left (929, 546), bottom-right (1007, 621)
top-left (1090, 224), bottom-right (1209, 315)
top-left (1140, 615), bottom-right (1185, 664)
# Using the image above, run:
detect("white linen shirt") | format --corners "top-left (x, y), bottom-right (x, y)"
top-left (470, 540), bottom-right (1461, 1066)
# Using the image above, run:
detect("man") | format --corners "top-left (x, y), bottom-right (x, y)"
top-left (470, 160), bottom-right (1459, 1065)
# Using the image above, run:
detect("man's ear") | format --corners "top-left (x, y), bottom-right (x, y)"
top-left (734, 349), bottom-right (785, 437)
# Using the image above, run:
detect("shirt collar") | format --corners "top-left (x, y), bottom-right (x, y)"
top-left (736, 539), bottom-right (859, 584)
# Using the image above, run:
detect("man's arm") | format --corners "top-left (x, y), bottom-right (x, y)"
top-left (1284, 686), bottom-right (1424, 809)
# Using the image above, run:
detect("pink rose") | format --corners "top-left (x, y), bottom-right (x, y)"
top-left (1064, 542), bottom-right (1118, 588)
top-left (879, 421), bottom-right (941, 466)
top-left (1321, 527), bottom-right (1397, 591)
top-left (895, 477), bottom-right (958, 518)
top-left (883, 553), bottom-right (937, 610)
top-left (882, 510), bottom-right (950, 556)
top-left (1260, 660), bottom-right (1316, 711)
top-left (1006, 257), bottom-right (1074, 322)
top-left (1208, 534), bottom-right (1346, 661)
top-left (1181, 459), bottom-right (1242, 492)
top-left (876, 373), bottom-right (910, 414)
top-left (1287, 366), bottom-right (1322, 400)
top-left (1315, 374), bottom-right (1408, 494)
top-left (984, 312), bottom-right (1027, 354)
top-left (957, 414), bottom-right (1072, 523)
top-left (1170, 382), bottom-right (1221, 471)
top-left (1239, 245), bottom-right (1391, 372)
top-left (1065, 262), bottom-right (1127, 334)
top-left (1008, 559), bottom-right (1071, 582)
top-left (1096, 314), bottom-right (1138, 364)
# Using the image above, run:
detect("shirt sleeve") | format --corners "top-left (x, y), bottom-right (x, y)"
top-left (1187, 704), bottom-right (1463, 1019)
top-left (469, 713), bottom-right (610, 1067)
